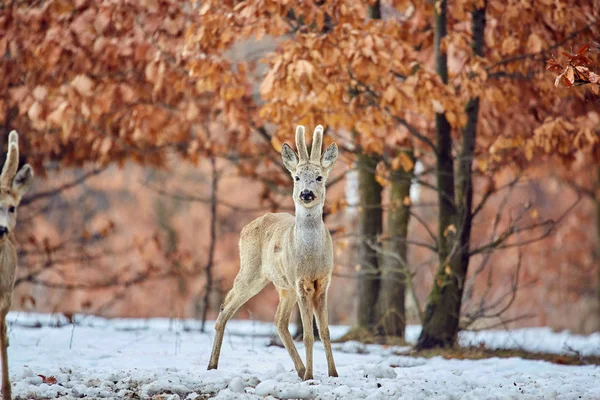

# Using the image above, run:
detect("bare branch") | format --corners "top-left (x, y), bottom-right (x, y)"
top-left (24, 268), bottom-right (172, 290)
top-left (347, 71), bottom-right (439, 157)
top-left (466, 313), bottom-right (536, 332)
top-left (462, 249), bottom-right (525, 329)
top-left (408, 210), bottom-right (439, 250)
top-left (469, 194), bottom-right (581, 256)
top-left (486, 23), bottom-right (594, 71)
top-left (557, 177), bottom-right (596, 200)
top-left (142, 180), bottom-right (293, 213)
top-left (335, 232), bottom-right (438, 253)
top-left (472, 175), bottom-right (521, 219)
top-left (21, 167), bottom-right (107, 207)
top-left (363, 239), bottom-right (424, 323)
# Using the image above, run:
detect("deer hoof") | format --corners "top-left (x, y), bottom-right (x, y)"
top-left (329, 369), bottom-right (339, 378)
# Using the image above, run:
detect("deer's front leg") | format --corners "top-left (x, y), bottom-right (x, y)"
top-left (0, 315), bottom-right (11, 400)
top-left (275, 289), bottom-right (305, 378)
top-left (297, 279), bottom-right (315, 381)
top-left (314, 278), bottom-right (338, 377)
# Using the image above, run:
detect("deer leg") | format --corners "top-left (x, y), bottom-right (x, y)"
top-left (0, 315), bottom-right (10, 400)
top-left (313, 279), bottom-right (338, 377)
top-left (275, 289), bottom-right (305, 378)
top-left (297, 279), bottom-right (315, 381)
top-left (207, 273), bottom-right (268, 370)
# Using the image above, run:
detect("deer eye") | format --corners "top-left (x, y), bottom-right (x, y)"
top-left (316, 176), bottom-right (323, 182)
top-left (8, 207), bottom-right (15, 213)
top-left (295, 176), bottom-right (300, 182)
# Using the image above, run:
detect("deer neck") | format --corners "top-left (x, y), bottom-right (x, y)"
top-left (0, 235), bottom-right (16, 270)
top-left (293, 203), bottom-right (324, 252)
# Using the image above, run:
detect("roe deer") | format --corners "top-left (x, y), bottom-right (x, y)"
top-left (0, 131), bottom-right (34, 400)
top-left (207, 125), bottom-right (339, 380)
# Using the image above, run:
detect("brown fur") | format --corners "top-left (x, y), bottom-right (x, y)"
top-left (207, 125), bottom-right (339, 380)
top-left (0, 131), bottom-right (34, 400)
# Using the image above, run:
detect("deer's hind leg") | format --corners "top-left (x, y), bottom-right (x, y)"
top-left (0, 313), bottom-right (10, 400)
top-left (207, 252), bottom-right (268, 370)
top-left (275, 289), bottom-right (305, 378)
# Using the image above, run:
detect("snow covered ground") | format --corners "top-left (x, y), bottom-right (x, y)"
top-left (5, 312), bottom-right (600, 399)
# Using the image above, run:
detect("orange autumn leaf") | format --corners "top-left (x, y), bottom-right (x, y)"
top-left (38, 375), bottom-right (58, 385)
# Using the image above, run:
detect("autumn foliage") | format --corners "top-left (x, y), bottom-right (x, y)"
top-left (0, 0), bottom-right (263, 174)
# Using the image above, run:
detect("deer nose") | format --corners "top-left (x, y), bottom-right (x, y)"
top-left (299, 190), bottom-right (315, 202)
top-left (0, 227), bottom-right (8, 238)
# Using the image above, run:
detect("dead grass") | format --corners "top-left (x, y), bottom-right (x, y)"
top-left (408, 346), bottom-right (600, 366)
top-left (335, 327), bottom-right (406, 346)
top-left (335, 328), bottom-right (599, 366)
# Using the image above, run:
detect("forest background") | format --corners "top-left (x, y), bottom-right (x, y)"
top-left (1, 0), bottom-right (599, 348)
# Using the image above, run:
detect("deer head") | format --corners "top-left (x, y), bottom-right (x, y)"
top-left (0, 131), bottom-right (33, 241)
top-left (281, 125), bottom-right (338, 209)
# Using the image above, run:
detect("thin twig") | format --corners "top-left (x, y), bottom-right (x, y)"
top-left (21, 168), bottom-right (107, 207)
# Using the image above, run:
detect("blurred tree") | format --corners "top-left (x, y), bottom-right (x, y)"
top-left (355, 150), bottom-right (383, 332)
top-left (353, 0), bottom-right (384, 338)
top-left (376, 146), bottom-right (414, 341)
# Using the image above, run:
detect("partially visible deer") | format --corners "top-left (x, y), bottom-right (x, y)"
top-left (208, 125), bottom-right (339, 380)
top-left (0, 131), bottom-right (34, 400)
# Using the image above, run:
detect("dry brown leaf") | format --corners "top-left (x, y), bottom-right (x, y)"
top-left (565, 65), bottom-right (575, 85)
top-left (527, 33), bottom-right (543, 53)
top-left (443, 224), bottom-right (457, 237)
top-left (37, 375), bottom-right (58, 385)
top-left (530, 209), bottom-right (539, 219)
top-left (270, 135), bottom-right (283, 152)
top-left (71, 74), bottom-right (94, 97)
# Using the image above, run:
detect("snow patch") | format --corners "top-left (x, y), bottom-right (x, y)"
top-left (362, 364), bottom-right (397, 379)
top-left (227, 376), bottom-right (245, 393)
top-left (5, 312), bottom-right (600, 399)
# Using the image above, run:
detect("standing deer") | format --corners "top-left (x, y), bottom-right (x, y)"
top-left (208, 125), bottom-right (339, 380)
top-left (0, 131), bottom-right (34, 400)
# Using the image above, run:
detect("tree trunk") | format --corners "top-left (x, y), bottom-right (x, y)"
top-left (377, 149), bottom-right (413, 341)
top-left (356, 153), bottom-right (383, 330)
top-left (417, 1), bottom-right (487, 349)
top-left (338, 0), bottom-right (385, 340)
top-left (201, 157), bottom-right (218, 332)
top-left (369, 0), bottom-right (381, 19)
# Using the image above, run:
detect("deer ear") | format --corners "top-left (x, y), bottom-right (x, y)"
top-left (11, 164), bottom-right (33, 202)
top-left (321, 142), bottom-right (338, 172)
top-left (281, 143), bottom-right (298, 173)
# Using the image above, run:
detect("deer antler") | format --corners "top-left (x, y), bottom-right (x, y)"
top-left (295, 125), bottom-right (309, 163)
top-left (1, 131), bottom-right (19, 189)
top-left (310, 125), bottom-right (323, 163)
